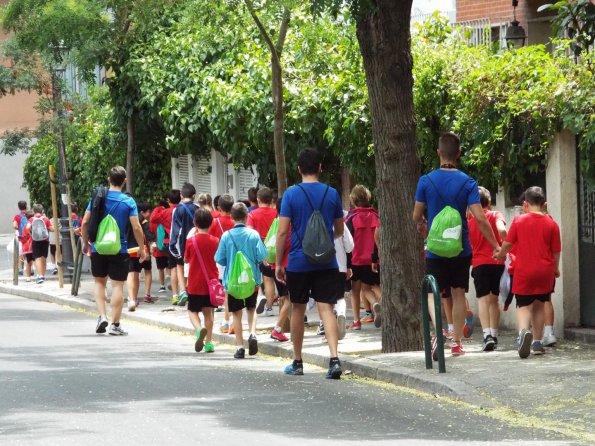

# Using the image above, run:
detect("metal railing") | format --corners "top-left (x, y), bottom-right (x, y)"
top-left (421, 274), bottom-right (446, 373)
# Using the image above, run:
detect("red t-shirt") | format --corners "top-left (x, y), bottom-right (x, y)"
top-left (247, 206), bottom-right (277, 240)
top-left (184, 233), bottom-right (220, 295)
top-left (211, 210), bottom-right (220, 219)
top-left (28, 214), bottom-right (52, 242)
top-left (208, 215), bottom-right (235, 239)
top-left (506, 213), bottom-right (561, 295)
top-left (469, 209), bottom-right (505, 268)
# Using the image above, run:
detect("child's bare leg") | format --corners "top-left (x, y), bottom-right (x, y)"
top-left (531, 300), bottom-right (545, 340)
top-left (451, 288), bottom-right (467, 343)
top-left (318, 302), bottom-right (339, 357)
top-left (188, 311), bottom-right (202, 331)
top-left (276, 296), bottom-right (290, 328)
top-left (203, 308), bottom-right (214, 342)
top-left (159, 268), bottom-right (165, 287)
top-left (127, 271), bottom-right (139, 301)
top-left (176, 264), bottom-right (186, 293)
top-left (263, 276), bottom-right (276, 308)
top-left (544, 300), bottom-right (554, 327)
top-left (362, 284), bottom-right (377, 307)
top-left (233, 309), bottom-right (243, 346)
top-left (516, 304), bottom-right (532, 332)
top-left (351, 280), bottom-right (362, 322)
top-left (246, 307), bottom-right (257, 336)
top-left (144, 269), bottom-right (152, 295)
top-left (224, 294), bottom-right (230, 324)
top-left (488, 294), bottom-right (500, 332)
top-left (170, 268), bottom-right (178, 295)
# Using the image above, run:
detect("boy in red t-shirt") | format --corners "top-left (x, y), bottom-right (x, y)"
top-left (496, 187), bottom-right (561, 359)
top-left (184, 208), bottom-right (220, 353)
top-left (468, 187), bottom-right (507, 351)
top-left (247, 187), bottom-right (278, 316)
top-left (26, 204), bottom-right (53, 284)
top-left (21, 210), bottom-right (34, 282)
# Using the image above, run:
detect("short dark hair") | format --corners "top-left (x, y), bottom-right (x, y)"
top-left (241, 199), bottom-right (251, 208)
top-left (298, 148), bottom-right (322, 176)
top-left (523, 186), bottom-right (546, 207)
top-left (138, 202), bottom-right (151, 213)
top-left (18, 200), bottom-right (27, 211)
top-left (214, 195), bottom-right (221, 209)
top-left (194, 207), bottom-right (213, 230)
top-left (167, 189), bottom-right (181, 204)
top-left (198, 193), bottom-right (212, 207)
top-left (219, 194), bottom-right (234, 213)
top-left (478, 186), bottom-right (491, 208)
top-left (231, 202), bottom-right (248, 222)
top-left (33, 203), bottom-right (44, 214)
top-left (181, 183), bottom-right (196, 199)
top-left (109, 166), bottom-right (127, 187)
top-left (257, 187), bottom-right (273, 205)
top-left (158, 199), bottom-right (168, 208)
top-left (438, 132), bottom-right (461, 161)
top-left (71, 203), bottom-right (78, 214)
top-left (248, 187), bottom-right (258, 203)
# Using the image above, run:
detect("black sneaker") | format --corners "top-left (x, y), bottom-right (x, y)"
top-left (95, 315), bottom-right (108, 334)
top-left (482, 335), bottom-right (496, 352)
top-left (326, 358), bottom-right (342, 380)
top-left (493, 337), bottom-right (498, 349)
top-left (248, 335), bottom-right (258, 356)
top-left (518, 329), bottom-right (533, 359)
top-left (234, 347), bottom-right (245, 359)
top-left (316, 322), bottom-right (325, 336)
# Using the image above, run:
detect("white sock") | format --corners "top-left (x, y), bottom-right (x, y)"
top-left (491, 328), bottom-right (499, 338)
top-left (544, 325), bottom-right (553, 337)
top-left (274, 325), bottom-right (282, 332)
top-left (448, 324), bottom-right (454, 333)
top-left (335, 298), bottom-right (346, 316)
top-left (483, 328), bottom-right (491, 338)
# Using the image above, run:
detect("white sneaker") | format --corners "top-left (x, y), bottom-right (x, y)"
top-left (337, 314), bottom-right (346, 340)
top-left (256, 295), bottom-right (267, 314)
top-left (95, 315), bottom-right (109, 334)
top-left (543, 333), bottom-right (557, 347)
top-left (307, 297), bottom-right (316, 311)
top-left (108, 324), bottom-right (128, 336)
top-left (264, 307), bottom-right (274, 317)
top-left (128, 299), bottom-right (136, 312)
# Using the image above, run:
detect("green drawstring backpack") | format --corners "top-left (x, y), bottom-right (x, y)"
top-left (264, 217), bottom-right (278, 264)
top-left (227, 230), bottom-right (256, 299)
top-left (94, 200), bottom-right (123, 255)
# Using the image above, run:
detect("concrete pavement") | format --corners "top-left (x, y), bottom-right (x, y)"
top-left (1, 263), bottom-right (595, 443)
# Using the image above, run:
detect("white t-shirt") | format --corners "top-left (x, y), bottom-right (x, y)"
top-left (334, 223), bottom-right (354, 273)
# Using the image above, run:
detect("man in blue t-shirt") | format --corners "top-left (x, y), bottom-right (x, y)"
top-left (412, 133), bottom-right (499, 357)
top-left (275, 148), bottom-right (344, 380)
top-left (82, 166), bottom-right (146, 337)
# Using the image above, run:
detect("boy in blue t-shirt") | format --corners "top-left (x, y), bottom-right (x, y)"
top-left (275, 148), bottom-right (345, 379)
top-left (82, 166), bottom-right (146, 336)
top-left (412, 133), bottom-right (500, 357)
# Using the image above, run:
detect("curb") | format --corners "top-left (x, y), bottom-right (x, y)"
top-left (0, 282), bottom-right (493, 407)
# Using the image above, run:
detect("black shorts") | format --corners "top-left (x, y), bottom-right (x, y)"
top-left (516, 294), bottom-right (551, 308)
top-left (351, 264), bottom-right (380, 286)
top-left (228, 291), bottom-right (257, 313)
top-left (286, 269), bottom-right (339, 305)
top-left (155, 256), bottom-right (168, 270)
top-left (32, 241), bottom-right (50, 260)
top-left (425, 256), bottom-right (471, 297)
top-left (129, 257), bottom-right (152, 273)
top-left (260, 263), bottom-right (275, 278)
top-left (472, 264), bottom-right (505, 298)
top-left (261, 264), bottom-right (288, 296)
top-left (25, 253), bottom-right (33, 263)
top-left (188, 294), bottom-right (214, 312)
top-left (336, 272), bottom-right (347, 300)
top-left (50, 244), bottom-right (57, 257)
top-left (167, 251), bottom-right (179, 269)
top-left (91, 252), bottom-right (130, 281)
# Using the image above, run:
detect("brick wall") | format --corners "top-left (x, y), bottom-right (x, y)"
top-left (456, 0), bottom-right (529, 27)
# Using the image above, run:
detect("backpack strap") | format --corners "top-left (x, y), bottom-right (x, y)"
top-left (181, 203), bottom-right (195, 220)
top-left (191, 235), bottom-right (211, 282)
top-left (106, 199), bottom-right (124, 215)
top-left (227, 227), bottom-right (254, 264)
top-left (217, 218), bottom-right (224, 234)
top-left (297, 183), bottom-right (330, 211)
top-left (425, 174), bottom-right (468, 209)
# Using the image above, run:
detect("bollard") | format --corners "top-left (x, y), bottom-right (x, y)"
top-left (12, 237), bottom-right (19, 286)
top-left (421, 274), bottom-right (446, 373)
top-left (71, 238), bottom-right (84, 296)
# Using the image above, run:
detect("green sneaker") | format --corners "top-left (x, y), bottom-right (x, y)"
top-left (171, 294), bottom-right (179, 305)
top-left (204, 342), bottom-right (215, 353)
top-left (194, 328), bottom-right (207, 352)
top-left (177, 291), bottom-right (189, 306)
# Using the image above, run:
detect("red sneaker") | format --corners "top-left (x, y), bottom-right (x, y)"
top-left (143, 295), bottom-right (155, 304)
top-left (349, 320), bottom-right (362, 330)
top-left (463, 310), bottom-right (474, 338)
top-left (270, 329), bottom-right (289, 342)
top-left (451, 341), bottom-right (465, 356)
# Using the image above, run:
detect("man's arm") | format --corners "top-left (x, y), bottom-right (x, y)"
top-left (275, 216), bottom-right (290, 284)
top-left (130, 216), bottom-right (147, 262)
top-left (333, 217), bottom-right (344, 239)
top-left (469, 204), bottom-right (499, 252)
top-left (412, 201), bottom-right (427, 236)
top-left (81, 210), bottom-right (91, 254)
top-left (553, 252), bottom-right (561, 277)
top-left (495, 240), bottom-right (513, 262)
top-left (496, 219), bottom-right (507, 240)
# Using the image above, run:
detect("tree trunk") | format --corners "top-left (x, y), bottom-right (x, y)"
top-left (126, 117), bottom-right (135, 195)
top-left (272, 57), bottom-right (288, 193)
top-left (341, 166), bottom-right (352, 209)
top-left (356, 0), bottom-right (425, 352)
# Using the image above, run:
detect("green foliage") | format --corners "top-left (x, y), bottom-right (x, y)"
top-left (539, 0), bottom-right (595, 58)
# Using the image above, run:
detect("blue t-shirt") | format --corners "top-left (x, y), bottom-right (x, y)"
top-left (415, 170), bottom-right (480, 259)
top-left (86, 190), bottom-right (138, 254)
top-left (280, 182), bottom-right (344, 272)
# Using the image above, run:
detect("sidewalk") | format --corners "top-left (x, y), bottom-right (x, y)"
top-left (1, 269), bottom-right (595, 443)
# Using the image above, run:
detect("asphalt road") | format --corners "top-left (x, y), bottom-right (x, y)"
top-left (0, 294), bottom-right (578, 446)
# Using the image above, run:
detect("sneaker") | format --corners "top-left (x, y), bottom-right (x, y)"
top-left (337, 314), bottom-right (346, 340)
top-left (228, 325), bottom-right (235, 335)
top-left (36, 276), bottom-right (44, 284)
top-left (431, 335), bottom-right (438, 361)
top-left (361, 311), bottom-right (374, 324)
top-left (284, 360), bottom-right (304, 375)
top-left (171, 294), bottom-right (179, 305)
top-left (25, 277), bottom-right (31, 283)
top-left (451, 341), bottom-right (465, 356)
top-left (143, 295), bottom-right (155, 304)
top-left (463, 309), bottom-right (474, 338)
top-left (248, 334), bottom-right (258, 356)
top-left (234, 347), bottom-right (245, 359)
top-left (264, 307), bottom-right (274, 317)
top-left (52, 267), bottom-right (58, 275)
top-left (220, 322), bottom-right (230, 334)
top-left (493, 337), bottom-right (499, 348)
top-left (518, 329), bottom-right (533, 359)
top-left (349, 320), bottom-right (362, 331)
top-left (271, 328), bottom-right (289, 342)
top-left (158, 286), bottom-right (166, 294)
top-left (442, 329), bottom-right (454, 342)
top-left (95, 315), bottom-right (109, 334)
top-left (108, 324), bottom-right (128, 336)
top-left (531, 340), bottom-right (546, 355)
top-left (204, 342), bottom-right (215, 353)
top-left (326, 358), bottom-right (342, 380)
top-left (482, 335), bottom-right (496, 352)
top-left (256, 295), bottom-right (267, 314)
top-left (317, 322), bottom-right (325, 336)
top-left (177, 291), bottom-right (188, 306)
top-left (215, 306), bottom-right (224, 312)
top-left (195, 328), bottom-right (207, 352)
top-left (373, 302), bottom-right (382, 328)
top-left (127, 299), bottom-right (137, 312)
top-left (543, 333), bottom-right (557, 347)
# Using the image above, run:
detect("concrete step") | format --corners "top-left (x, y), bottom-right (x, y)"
top-left (565, 327), bottom-right (595, 343)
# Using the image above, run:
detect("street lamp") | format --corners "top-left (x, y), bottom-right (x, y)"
top-left (505, 0), bottom-right (527, 48)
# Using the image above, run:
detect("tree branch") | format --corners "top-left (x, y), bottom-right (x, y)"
top-left (245, 0), bottom-right (280, 65)
top-left (276, 6), bottom-right (291, 56)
